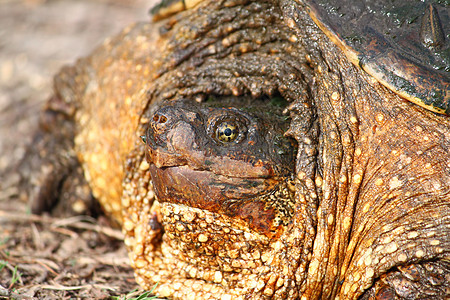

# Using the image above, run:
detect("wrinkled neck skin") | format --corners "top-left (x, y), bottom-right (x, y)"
top-left (122, 0), bottom-right (450, 299)
top-left (284, 1), bottom-right (450, 299)
top-left (284, 2), bottom-right (450, 299)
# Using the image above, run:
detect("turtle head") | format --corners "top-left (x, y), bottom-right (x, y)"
top-left (144, 97), bottom-right (296, 238)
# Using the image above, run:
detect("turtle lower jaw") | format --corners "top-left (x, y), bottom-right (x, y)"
top-left (148, 164), bottom-right (291, 237)
top-left (149, 163), bottom-right (277, 207)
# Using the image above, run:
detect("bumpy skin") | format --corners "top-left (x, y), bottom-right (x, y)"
top-left (21, 0), bottom-right (450, 299)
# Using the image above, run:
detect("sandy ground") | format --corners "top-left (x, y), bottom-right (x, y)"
top-left (0, 0), bottom-right (161, 298)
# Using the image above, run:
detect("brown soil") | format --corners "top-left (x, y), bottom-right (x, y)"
top-left (0, 0), bottom-right (162, 298)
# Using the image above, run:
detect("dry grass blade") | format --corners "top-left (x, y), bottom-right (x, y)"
top-left (0, 210), bottom-right (124, 240)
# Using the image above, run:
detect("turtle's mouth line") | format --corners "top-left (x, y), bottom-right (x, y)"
top-left (145, 141), bottom-right (275, 179)
top-left (153, 164), bottom-right (270, 180)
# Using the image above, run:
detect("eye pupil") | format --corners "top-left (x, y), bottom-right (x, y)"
top-left (216, 121), bottom-right (239, 143)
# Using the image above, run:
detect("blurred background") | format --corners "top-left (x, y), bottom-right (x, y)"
top-left (0, 0), bottom-right (156, 209)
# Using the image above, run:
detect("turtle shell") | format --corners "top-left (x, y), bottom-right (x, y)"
top-left (304, 0), bottom-right (449, 115)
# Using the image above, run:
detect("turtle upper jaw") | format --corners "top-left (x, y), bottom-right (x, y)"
top-left (144, 104), bottom-right (278, 179)
top-left (145, 141), bottom-right (275, 179)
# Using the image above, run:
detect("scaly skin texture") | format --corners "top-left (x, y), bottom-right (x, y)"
top-left (20, 0), bottom-right (450, 299)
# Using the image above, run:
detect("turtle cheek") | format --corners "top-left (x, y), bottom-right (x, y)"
top-left (234, 201), bottom-right (279, 238)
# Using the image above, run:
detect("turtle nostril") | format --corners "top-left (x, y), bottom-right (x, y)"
top-left (153, 113), bottom-right (168, 124)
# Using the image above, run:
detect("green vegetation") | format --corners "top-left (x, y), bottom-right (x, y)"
top-left (112, 284), bottom-right (159, 300)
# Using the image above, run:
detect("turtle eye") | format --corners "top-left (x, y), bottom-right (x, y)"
top-left (216, 121), bottom-right (239, 143)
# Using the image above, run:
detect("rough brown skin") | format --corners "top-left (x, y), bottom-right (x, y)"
top-left (20, 0), bottom-right (450, 299)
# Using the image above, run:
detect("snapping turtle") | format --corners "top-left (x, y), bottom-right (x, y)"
top-left (19, 0), bottom-right (450, 299)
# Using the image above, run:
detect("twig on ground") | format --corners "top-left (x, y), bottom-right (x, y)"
top-left (0, 210), bottom-right (124, 240)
